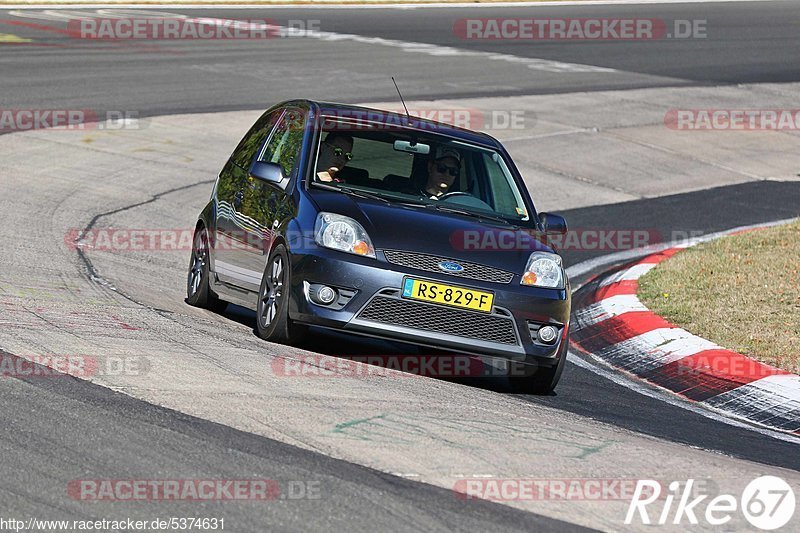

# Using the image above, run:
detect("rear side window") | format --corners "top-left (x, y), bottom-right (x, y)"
top-left (230, 109), bottom-right (282, 169)
top-left (259, 108), bottom-right (306, 178)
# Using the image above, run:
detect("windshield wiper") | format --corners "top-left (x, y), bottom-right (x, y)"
top-left (396, 199), bottom-right (429, 208)
top-left (430, 204), bottom-right (515, 226)
top-left (339, 186), bottom-right (390, 203)
top-left (311, 181), bottom-right (389, 203)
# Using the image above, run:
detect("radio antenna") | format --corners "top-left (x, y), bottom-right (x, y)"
top-left (392, 77), bottom-right (412, 126)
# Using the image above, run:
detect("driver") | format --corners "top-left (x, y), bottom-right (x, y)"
top-left (421, 146), bottom-right (461, 199)
top-left (316, 132), bottom-right (354, 183)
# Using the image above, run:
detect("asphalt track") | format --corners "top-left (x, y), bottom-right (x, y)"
top-left (1, 352), bottom-right (580, 532)
top-left (0, 1), bottom-right (798, 115)
top-left (1, 2), bottom-right (799, 531)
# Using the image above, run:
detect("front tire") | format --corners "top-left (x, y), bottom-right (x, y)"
top-left (508, 332), bottom-right (569, 394)
top-left (186, 225), bottom-right (228, 313)
top-left (508, 354), bottom-right (566, 395)
top-left (256, 244), bottom-right (306, 344)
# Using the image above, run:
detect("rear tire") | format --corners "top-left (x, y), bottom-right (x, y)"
top-left (186, 225), bottom-right (228, 313)
top-left (256, 244), bottom-right (306, 344)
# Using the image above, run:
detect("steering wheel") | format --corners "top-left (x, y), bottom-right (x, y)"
top-left (437, 191), bottom-right (473, 202)
top-left (437, 191), bottom-right (495, 211)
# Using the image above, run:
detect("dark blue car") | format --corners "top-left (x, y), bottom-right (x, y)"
top-left (187, 100), bottom-right (570, 393)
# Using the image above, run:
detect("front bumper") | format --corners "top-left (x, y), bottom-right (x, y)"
top-left (288, 246), bottom-right (570, 365)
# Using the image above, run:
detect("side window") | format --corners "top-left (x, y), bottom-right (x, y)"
top-left (230, 109), bottom-right (283, 169)
top-left (259, 108), bottom-right (306, 177)
top-left (482, 153), bottom-right (527, 219)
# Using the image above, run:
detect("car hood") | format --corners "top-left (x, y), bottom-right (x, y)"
top-left (310, 190), bottom-right (556, 273)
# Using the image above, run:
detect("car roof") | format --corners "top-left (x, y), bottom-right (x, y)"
top-left (277, 99), bottom-right (502, 149)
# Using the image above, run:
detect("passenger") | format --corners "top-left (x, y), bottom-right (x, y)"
top-left (419, 146), bottom-right (461, 199)
top-left (316, 132), bottom-right (354, 183)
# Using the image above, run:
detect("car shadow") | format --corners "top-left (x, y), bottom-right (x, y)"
top-left (206, 302), bottom-right (539, 395)
top-left (305, 327), bottom-right (525, 394)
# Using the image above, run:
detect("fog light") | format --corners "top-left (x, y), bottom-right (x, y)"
top-left (308, 283), bottom-right (338, 306)
top-left (317, 286), bottom-right (336, 304)
top-left (538, 325), bottom-right (558, 344)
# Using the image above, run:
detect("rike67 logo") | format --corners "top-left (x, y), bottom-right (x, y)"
top-left (626, 476), bottom-right (795, 530)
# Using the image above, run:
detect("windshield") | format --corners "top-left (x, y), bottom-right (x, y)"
top-left (311, 116), bottom-right (532, 224)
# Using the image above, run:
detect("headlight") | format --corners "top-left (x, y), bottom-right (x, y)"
top-left (521, 252), bottom-right (564, 289)
top-left (314, 213), bottom-right (375, 258)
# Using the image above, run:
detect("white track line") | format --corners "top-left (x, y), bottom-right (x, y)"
top-left (595, 327), bottom-right (720, 370)
top-left (275, 25), bottom-right (617, 73)
top-left (566, 217), bottom-right (800, 443)
top-left (0, 1), bottom-right (782, 10)
top-left (705, 375), bottom-right (800, 423)
top-left (573, 294), bottom-right (648, 328)
top-left (575, 225), bottom-right (800, 435)
top-left (6, 8), bottom-right (617, 73)
top-left (597, 262), bottom-right (656, 287)
top-left (567, 351), bottom-right (800, 445)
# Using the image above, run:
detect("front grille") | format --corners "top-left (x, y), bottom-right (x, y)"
top-left (383, 250), bottom-right (514, 284)
top-left (357, 295), bottom-right (519, 345)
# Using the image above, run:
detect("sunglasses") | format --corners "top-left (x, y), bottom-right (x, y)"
top-left (436, 164), bottom-right (459, 177)
top-left (325, 143), bottom-right (353, 161)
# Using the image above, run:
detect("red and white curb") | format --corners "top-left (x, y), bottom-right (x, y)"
top-left (570, 226), bottom-right (800, 435)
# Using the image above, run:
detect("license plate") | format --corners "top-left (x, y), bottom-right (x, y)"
top-left (401, 278), bottom-right (494, 313)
